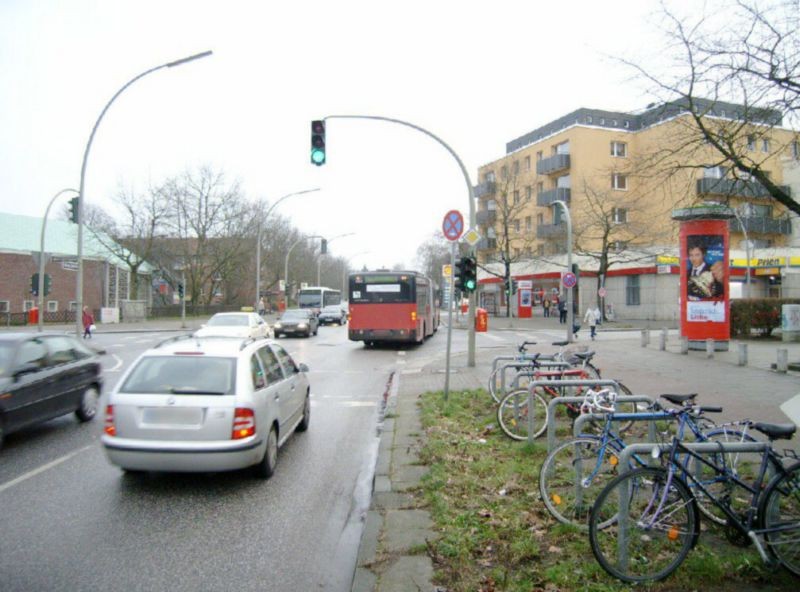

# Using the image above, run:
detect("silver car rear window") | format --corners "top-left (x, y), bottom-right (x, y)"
top-left (120, 356), bottom-right (236, 395)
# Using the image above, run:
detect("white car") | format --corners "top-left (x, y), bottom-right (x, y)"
top-left (194, 312), bottom-right (272, 340)
top-left (101, 335), bottom-right (311, 478)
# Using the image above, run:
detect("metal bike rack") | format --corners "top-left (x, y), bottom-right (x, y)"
top-left (612, 441), bottom-right (770, 570)
top-left (495, 360), bottom-right (573, 399)
top-left (569, 405), bottom-right (660, 453)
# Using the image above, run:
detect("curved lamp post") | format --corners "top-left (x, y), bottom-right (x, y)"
top-left (38, 188), bottom-right (79, 331)
top-left (255, 188), bottom-right (320, 310)
top-left (74, 50), bottom-right (212, 337)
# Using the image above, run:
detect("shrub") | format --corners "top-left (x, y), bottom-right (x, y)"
top-left (731, 298), bottom-right (800, 337)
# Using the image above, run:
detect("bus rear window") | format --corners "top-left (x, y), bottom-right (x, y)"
top-left (350, 277), bottom-right (413, 303)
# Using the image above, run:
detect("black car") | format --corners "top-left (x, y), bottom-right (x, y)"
top-left (0, 333), bottom-right (103, 449)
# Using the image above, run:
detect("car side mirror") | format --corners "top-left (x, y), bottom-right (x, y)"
top-left (298, 363), bottom-right (309, 373)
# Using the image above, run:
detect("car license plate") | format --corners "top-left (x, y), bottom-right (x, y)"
top-left (141, 407), bottom-right (203, 426)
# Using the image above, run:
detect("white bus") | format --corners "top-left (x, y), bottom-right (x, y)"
top-left (297, 286), bottom-right (341, 314)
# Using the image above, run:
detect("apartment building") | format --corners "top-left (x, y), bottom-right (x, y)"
top-left (474, 99), bottom-right (799, 319)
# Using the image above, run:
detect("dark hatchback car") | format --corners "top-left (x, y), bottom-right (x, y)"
top-left (0, 333), bottom-right (103, 448)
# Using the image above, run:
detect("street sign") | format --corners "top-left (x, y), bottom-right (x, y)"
top-left (462, 227), bottom-right (481, 246)
top-left (442, 210), bottom-right (464, 241)
top-left (598, 287), bottom-right (607, 298)
top-left (442, 264), bottom-right (452, 278)
top-left (562, 272), bottom-right (577, 289)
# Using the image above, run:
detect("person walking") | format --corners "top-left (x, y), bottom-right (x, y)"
top-left (258, 297), bottom-right (266, 316)
top-left (543, 298), bottom-right (551, 318)
top-left (584, 306), bottom-right (599, 340)
top-left (558, 299), bottom-right (567, 324)
top-left (82, 306), bottom-right (94, 339)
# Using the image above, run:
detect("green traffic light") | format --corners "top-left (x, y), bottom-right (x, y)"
top-left (311, 149), bottom-right (326, 165)
top-left (465, 279), bottom-right (476, 291)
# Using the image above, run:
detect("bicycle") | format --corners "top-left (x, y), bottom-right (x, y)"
top-left (487, 340), bottom-right (601, 404)
top-left (539, 393), bottom-right (755, 528)
top-left (588, 421), bottom-right (799, 583)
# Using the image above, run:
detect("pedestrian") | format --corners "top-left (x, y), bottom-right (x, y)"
top-left (558, 299), bottom-right (567, 324)
top-left (82, 306), bottom-right (94, 339)
top-left (584, 306), bottom-right (599, 340)
top-left (258, 297), bottom-right (266, 316)
top-left (543, 298), bottom-right (551, 318)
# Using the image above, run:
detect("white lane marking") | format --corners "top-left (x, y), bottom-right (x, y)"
top-left (105, 354), bottom-right (123, 372)
top-left (479, 333), bottom-right (506, 343)
top-left (0, 444), bottom-right (94, 494)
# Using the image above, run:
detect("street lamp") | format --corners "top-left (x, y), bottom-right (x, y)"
top-left (255, 188), bottom-right (320, 311)
top-left (553, 200), bottom-right (574, 343)
top-left (74, 50), bottom-right (212, 337)
top-left (38, 188), bottom-right (79, 331)
top-left (316, 233), bottom-right (355, 285)
top-left (733, 204), bottom-right (753, 298)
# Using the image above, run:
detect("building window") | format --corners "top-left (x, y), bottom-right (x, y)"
top-left (485, 171), bottom-right (496, 182)
top-left (500, 166), bottom-right (508, 179)
top-left (555, 141), bottom-right (570, 155)
top-left (613, 240), bottom-right (629, 252)
top-left (487, 199), bottom-right (497, 211)
top-left (762, 138), bottom-right (770, 153)
top-left (0, 301), bottom-right (8, 313)
top-left (537, 182), bottom-right (544, 194)
top-left (624, 120), bottom-right (630, 128)
top-left (587, 116), bottom-right (593, 124)
top-left (47, 301), bottom-right (58, 313)
top-left (792, 141), bottom-right (800, 160)
top-left (513, 160), bottom-right (519, 175)
top-left (703, 165), bottom-right (725, 179)
top-left (612, 207), bottom-right (628, 224)
top-left (514, 219), bottom-right (520, 233)
top-left (747, 135), bottom-right (756, 150)
top-left (69, 301), bottom-right (77, 311)
top-left (513, 190), bottom-right (520, 204)
top-left (526, 186), bottom-right (532, 201)
top-left (536, 150), bottom-right (543, 161)
top-left (23, 300), bottom-right (34, 311)
top-left (611, 173), bottom-right (628, 190)
top-left (525, 216), bottom-right (532, 231)
top-left (536, 213), bottom-right (544, 225)
top-left (525, 156), bottom-right (531, 171)
top-left (625, 275), bottom-right (641, 306)
top-left (610, 141), bottom-right (627, 157)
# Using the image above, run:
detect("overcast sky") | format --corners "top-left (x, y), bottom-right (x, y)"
top-left (1, 0), bottom-right (702, 271)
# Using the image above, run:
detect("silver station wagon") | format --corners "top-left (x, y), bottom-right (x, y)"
top-left (101, 335), bottom-right (310, 478)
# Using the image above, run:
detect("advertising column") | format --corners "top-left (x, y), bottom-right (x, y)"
top-left (517, 280), bottom-right (533, 318)
top-left (673, 205), bottom-right (734, 351)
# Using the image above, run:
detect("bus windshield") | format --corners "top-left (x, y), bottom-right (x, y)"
top-left (350, 274), bottom-right (414, 304)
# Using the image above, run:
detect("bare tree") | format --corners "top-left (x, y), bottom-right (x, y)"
top-left (627, 0), bottom-right (800, 214)
top-left (415, 232), bottom-right (451, 286)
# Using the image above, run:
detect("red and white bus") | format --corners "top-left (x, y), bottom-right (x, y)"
top-left (348, 271), bottom-right (439, 346)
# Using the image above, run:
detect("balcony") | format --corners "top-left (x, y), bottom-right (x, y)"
top-left (696, 177), bottom-right (791, 199)
top-left (536, 153), bottom-right (571, 175)
top-left (537, 187), bottom-right (571, 207)
top-left (473, 181), bottom-right (496, 198)
top-left (537, 224), bottom-right (567, 238)
top-left (476, 209), bottom-right (497, 226)
top-left (476, 237), bottom-right (497, 251)
top-left (729, 216), bottom-right (792, 235)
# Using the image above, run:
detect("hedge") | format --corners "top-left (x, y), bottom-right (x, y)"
top-left (730, 298), bottom-right (800, 337)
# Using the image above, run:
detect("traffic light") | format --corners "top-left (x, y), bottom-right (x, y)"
top-left (511, 279), bottom-right (518, 294)
top-left (43, 274), bottom-right (51, 297)
top-left (69, 196), bottom-right (79, 223)
top-left (177, 283), bottom-right (184, 298)
top-left (311, 120), bottom-right (326, 166)
top-left (453, 256), bottom-right (465, 292)
top-left (31, 273), bottom-right (39, 296)
top-left (462, 255), bottom-right (477, 293)
top-left (320, 238), bottom-right (327, 254)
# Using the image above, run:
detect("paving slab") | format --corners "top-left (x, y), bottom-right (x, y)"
top-left (382, 510), bottom-right (436, 553)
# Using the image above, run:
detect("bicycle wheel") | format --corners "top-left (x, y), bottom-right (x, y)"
top-left (487, 366), bottom-right (502, 403)
top-left (759, 461), bottom-right (800, 577)
top-left (589, 467), bottom-right (698, 583)
top-left (691, 429), bottom-right (758, 525)
top-left (540, 436), bottom-right (628, 528)
top-left (496, 388), bottom-right (548, 441)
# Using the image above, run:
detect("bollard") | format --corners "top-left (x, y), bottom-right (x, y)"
top-left (641, 329), bottom-right (649, 348)
top-left (681, 336), bottom-right (689, 355)
top-left (659, 328), bottom-right (667, 351)
top-left (738, 343), bottom-right (748, 367)
top-left (706, 338), bottom-right (714, 358)
top-left (777, 349), bottom-right (789, 373)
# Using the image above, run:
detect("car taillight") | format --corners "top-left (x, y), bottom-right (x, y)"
top-left (232, 408), bottom-right (256, 439)
top-left (104, 405), bottom-right (116, 436)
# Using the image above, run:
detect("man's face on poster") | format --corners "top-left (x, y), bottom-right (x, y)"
top-left (688, 246), bottom-right (705, 268)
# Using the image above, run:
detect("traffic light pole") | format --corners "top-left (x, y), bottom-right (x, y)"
top-left (324, 115), bottom-right (477, 366)
top-left (444, 242), bottom-right (457, 402)
top-left (38, 188), bottom-right (79, 332)
top-left (553, 200), bottom-right (574, 343)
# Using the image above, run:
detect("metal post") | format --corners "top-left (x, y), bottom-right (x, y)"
top-left (777, 348), bottom-right (789, 373)
top-left (180, 268), bottom-right (186, 329)
top-left (706, 338), bottom-right (715, 358)
top-left (444, 242), bottom-right (456, 401)
top-left (659, 328), bottom-right (668, 351)
top-left (325, 115), bottom-right (477, 366)
top-left (681, 336), bottom-right (689, 354)
top-left (74, 51), bottom-right (212, 337)
top-left (553, 200), bottom-right (573, 342)
top-left (738, 343), bottom-right (748, 366)
top-left (39, 189), bottom-right (79, 332)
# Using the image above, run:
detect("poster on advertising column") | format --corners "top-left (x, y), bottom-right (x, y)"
top-left (676, 209), bottom-right (733, 348)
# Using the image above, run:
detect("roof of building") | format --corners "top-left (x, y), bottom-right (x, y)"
top-left (505, 98), bottom-right (784, 155)
top-left (0, 211), bottom-right (154, 273)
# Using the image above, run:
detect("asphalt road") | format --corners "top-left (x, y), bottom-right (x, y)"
top-left (0, 324), bottom-right (406, 592)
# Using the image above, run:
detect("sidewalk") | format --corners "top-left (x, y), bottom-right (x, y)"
top-left (351, 316), bottom-right (800, 592)
top-left (0, 314), bottom-right (279, 335)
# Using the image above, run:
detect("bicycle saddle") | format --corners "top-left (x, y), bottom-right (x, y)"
top-left (754, 422), bottom-right (796, 441)
top-left (570, 351), bottom-right (595, 361)
top-left (660, 393), bottom-right (698, 405)
top-left (552, 340), bottom-right (569, 347)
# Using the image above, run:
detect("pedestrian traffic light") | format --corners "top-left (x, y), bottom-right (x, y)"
top-left (177, 283), bottom-right (184, 298)
top-left (43, 273), bottom-right (51, 297)
top-left (69, 196), bottom-right (79, 224)
top-left (320, 238), bottom-right (327, 254)
top-left (31, 272), bottom-right (39, 296)
top-left (462, 255), bottom-right (477, 293)
top-left (311, 120), bottom-right (326, 166)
